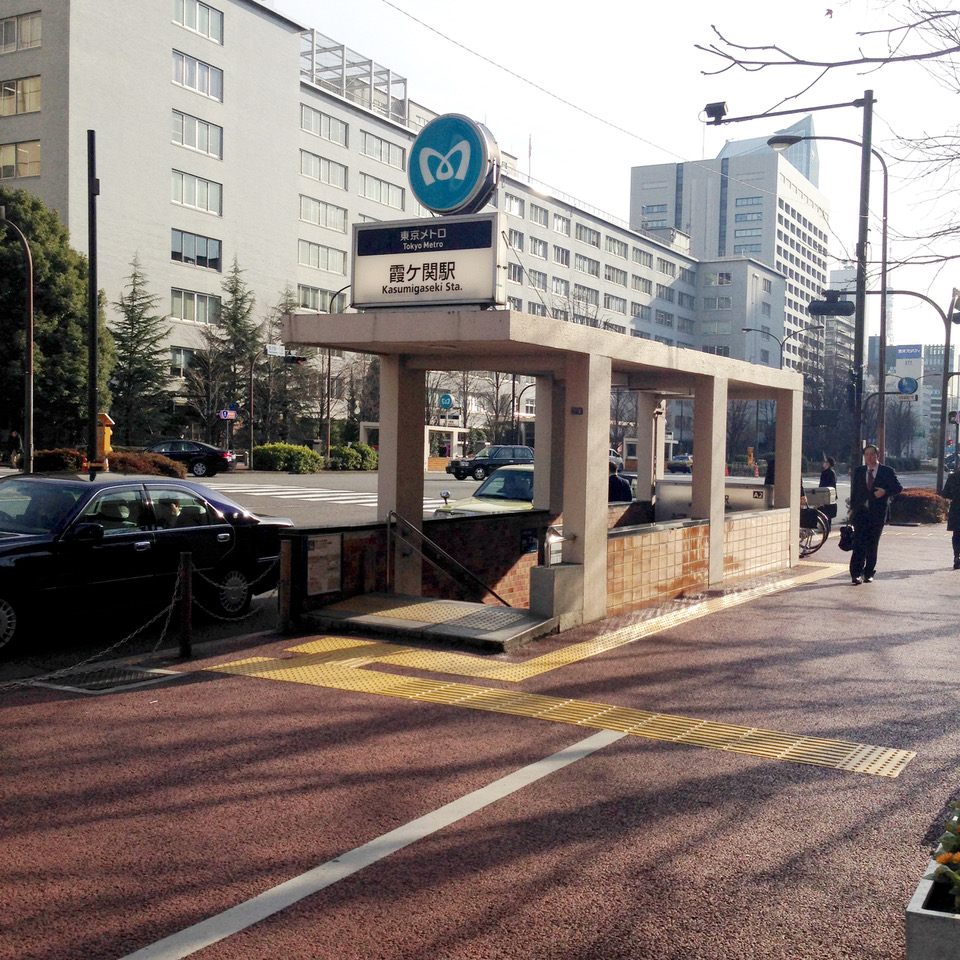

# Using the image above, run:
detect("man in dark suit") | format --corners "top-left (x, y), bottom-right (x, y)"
top-left (849, 444), bottom-right (902, 584)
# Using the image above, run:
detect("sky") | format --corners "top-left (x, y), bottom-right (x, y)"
top-left (271, 0), bottom-right (960, 349)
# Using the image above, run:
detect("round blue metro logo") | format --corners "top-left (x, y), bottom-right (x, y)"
top-left (409, 114), bottom-right (500, 215)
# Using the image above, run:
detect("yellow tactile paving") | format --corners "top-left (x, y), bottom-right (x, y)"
top-left (288, 561), bottom-right (847, 684)
top-left (204, 658), bottom-right (915, 777)
top-left (203, 559), bottom-right (916, 777)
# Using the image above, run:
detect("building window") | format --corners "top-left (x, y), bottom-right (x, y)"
top-left (552, 308), bottom-right (570, 321)
top-left (169, 346), bottom-right (195, 378)
top-left (298, 285), bottom-right (347, 311)
top-left (170, 289), bottom-right (221, 324)
top-left (655, 336), bottom-right (674, 346)
top-left (734, 244), bottom-right (762, 255)
top-left (703, 344), bottom-right (731, 356)
top-left (300, 150), bottom-right (348, 190)
top-left (632, 303), bottom-right (652, 321)
top-left (504, 193), bottom-right (524, 217)
top-left (655, 310), bottom-right (674, 327)
top-left (359, 172), bottom-right (403, 209)
top-left (360, 131), bottom-right (405, 169)
top-left (677, 316), bottom-right (696, 334)
top-left (299, 195), bottom-right (347, 232)
top-left (605, 236), bottom-right (628, 258)
top-left (507, 295), bottom-right (523, 311)
top-left (172, 51), bottom-right (223, 101)
top-left (761, 301), bottom-right (772, 318)
top-left (553, 245), bottom-right (570, 267)
top-left (735, 196), bottom-right (763, 206)
top-left (575, 223), bottom-right (600, 247)
top-left (632, 276), bottom-right (652, 295)
top-left (606, 266), bottom-right (627, 286)
top-left (574, 253), bottom-right (600, 277)
top-left (642, 204), bottom-right (667, 215)
top-left (508, 229), bottom-right (524, 251)
top-left (530, 203), bottom-right (548, 226)
top-left (507, 262), bottom-right (524, 284)
top-left (552, 277), bottom-right (569, 298)
top-left (298, 239), bottom-right (346, 274)
top-left (171, 229), bottom-right (222, 270)
top-left (1, 12), bottom-right (41, 54)
top-left (677, 292), bottom-right (697, 309)
top-left (604, 294), bottom-right (627, 314)
top-left (679, 266), bottom-right (695, 285)
top-left (656, 257), bottom-right (676, 277)
top-left (655, 283), bottom-right (675, 302)
top-left (645, 219), bottom-right (667, 229)
top-left (735, 212), bottom-right (762, 222)
top-left (702, 296), bottom-right (732, 310)
top-left (734, 228), bottom-right (762, 238)
top-left (527, 301), bottom-right (548, 317)
top-left (0, 76), bottom-right (40, 116)
top-left (300, 105), bottom-right (347, 145)
top-left (760, 349), bottom-right (770, 364)
top-left (763, 277), bottom-right (773, 293)
top-left (553, 213), bottom-right (571, 236)
top-left (172, 110), bottom-right (222, 158)
top-left (528, 269), bottom-right (547, 292)
top-left (173, 0), bottom-right (224, 43)
top-left (529, 237), bottom-right (548, 259)
top-left (171, 170), bottom-right (222, 215)
top-left (573, 284), bottom-right (599, 306)
top-left (633, 248), bottom-right (654, 267)
top-left (0, 140), bottom-right (40, 179)
top-left (702, 320), bottom-right (733, 335)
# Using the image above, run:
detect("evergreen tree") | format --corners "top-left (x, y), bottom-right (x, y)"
top-left (110, 256), bottom-right (171, 445)
top-left (0, 186), bottom-right (113, 447)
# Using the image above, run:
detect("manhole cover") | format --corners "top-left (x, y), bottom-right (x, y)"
top-left (32, 665), bottom-right (181, 695)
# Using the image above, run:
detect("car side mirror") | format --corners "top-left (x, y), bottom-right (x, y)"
top-left (440, 490), bottom-right (450, 504)
top-left (66, 521), bottom-right (104, 542)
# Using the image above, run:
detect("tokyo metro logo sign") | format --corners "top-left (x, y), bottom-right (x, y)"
top-left (409, 114), bottom-right (500, 215)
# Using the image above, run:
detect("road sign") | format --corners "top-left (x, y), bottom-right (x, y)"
top-left (898, 394), bottom-right (919, 402)
top-left (898, 376), bottom-right (919, 394)
top-left (219, 409), bottom-right (237, 420)
top-left (264, 343), bottom-right (285, 357)
top-left (439, 393), bottom-right (453, 409)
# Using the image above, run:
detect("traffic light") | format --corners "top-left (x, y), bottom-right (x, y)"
top-left (950, 411), bottom-right (958, 425)
top-left (807, 290), bottom-right (856, 317)
top-left (284, 354), bottom-right (306, 364)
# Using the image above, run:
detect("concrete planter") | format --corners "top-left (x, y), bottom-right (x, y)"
top-left (906, 862), bottom-right (960, 959)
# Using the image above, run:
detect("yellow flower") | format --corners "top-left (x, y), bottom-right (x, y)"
top-left (937, 853), bottom-right (953, 864)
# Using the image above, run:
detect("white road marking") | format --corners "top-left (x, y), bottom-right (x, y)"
top-left (116, 729), bottom-right (625, 960)
top-left (202, 481), bottom-right (445, 510)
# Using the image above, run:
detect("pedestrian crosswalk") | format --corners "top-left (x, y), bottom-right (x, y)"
top-left (201, 480), bottom-right (447, 511)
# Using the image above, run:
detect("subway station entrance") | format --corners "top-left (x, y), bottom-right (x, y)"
top-left (283, 307), bottom-right (803, 630)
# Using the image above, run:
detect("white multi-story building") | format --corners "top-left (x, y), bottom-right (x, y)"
top-left (1, 0), bottom-right (785, 439)
top-left (630, 142), bottom-right (830, 376)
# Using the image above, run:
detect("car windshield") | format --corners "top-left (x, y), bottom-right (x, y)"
top-left (475, 471), bottom-right (533, 501)
top-left (471, 449), bottom-right (493, 460)
top-left (0, 480), bottom-right (86, 535)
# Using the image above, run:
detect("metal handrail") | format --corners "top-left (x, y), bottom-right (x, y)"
top-left (386, 510), bottom-right (512, 607)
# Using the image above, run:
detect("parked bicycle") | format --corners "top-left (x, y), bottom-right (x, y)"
top-left (799, 505), bottom-right (829, 557)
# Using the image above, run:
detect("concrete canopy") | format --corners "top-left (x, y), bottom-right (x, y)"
top-left (283, 307), bottom-right (803, 625)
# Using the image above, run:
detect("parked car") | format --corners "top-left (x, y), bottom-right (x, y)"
top-left (434, 464), bottom-right (535, 517)
top-left (609, 448), bottom-right (624, 470)
top-left (445, 444), bottom-right (534, 481)
top-left (667, 454), bottom-right (693, 474)
top-left (0, 476), bottom-right (293, 653)
top-left (144, 439), bottom-right (235, 477)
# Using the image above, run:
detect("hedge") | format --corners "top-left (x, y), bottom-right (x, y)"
top-left (252, 442), bottom-right (324, 473)
top-left (889, 487), bottom-right (949, 524)
top-left (34, 448), bottom-right (85, 472)
top-left (107, 451), bottom-right (186, 478)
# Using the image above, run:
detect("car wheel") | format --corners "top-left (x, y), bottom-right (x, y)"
top-left (191, 459), bottom-right (209, 477)
top-left (0, 595), bottom-right (21, 655)
top-left (471, 465), bottom-right (487, 481)
top-left (212, 568), bottom-right (252, 618)
top-left (454, 471), bottom-right (467, 481)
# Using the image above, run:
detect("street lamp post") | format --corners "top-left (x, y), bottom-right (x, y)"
top-left (325, 284), bottom-right (351, 459)
top-left (768, 131), bottom-right (889, 460)
top-left (742, 325), bottom-right (823, 369)
top-left (0, 206), bottom-right (34, 475)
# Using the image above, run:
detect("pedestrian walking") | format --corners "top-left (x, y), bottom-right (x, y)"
top-left (818, 456), bottom-right (838, 534)
top-left (848, 444), bottom-right (902, 584)
top-left (6, 430), bottom-right (22, 469)
top-left (941, 467), bottom-right (960, 569)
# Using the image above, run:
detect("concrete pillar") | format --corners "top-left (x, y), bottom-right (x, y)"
top-left (532, 374), bottom-right (555, 511)
top-left (634, 393), bottom-right (666, 503)
top-left (774, 386), bottom-right (803, 564)
top-left (378, 355), bottom-right (426, 594)
top-left (560, 352), bottom-right (611, 623)
top-left (691, 375), bottom-right (728, 586)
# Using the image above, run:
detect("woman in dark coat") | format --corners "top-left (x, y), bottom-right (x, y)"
top-left (942, 467), bottom-right (960, 569)
top-left (818, 456), bottom-right (838, 533)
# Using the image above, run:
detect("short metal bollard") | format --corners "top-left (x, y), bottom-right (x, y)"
top-left (178, 551), bottom-right (193, 659)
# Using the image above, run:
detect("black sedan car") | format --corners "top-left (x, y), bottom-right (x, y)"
top-left (0, 476), bottom-right (292, 653)
top-left (445, 444), bottom-right (534, 481)
top-left (144, 439), bottom-right (235, 477)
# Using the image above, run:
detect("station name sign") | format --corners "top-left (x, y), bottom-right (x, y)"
top-left (351, 212), bottom-right (505, 309)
